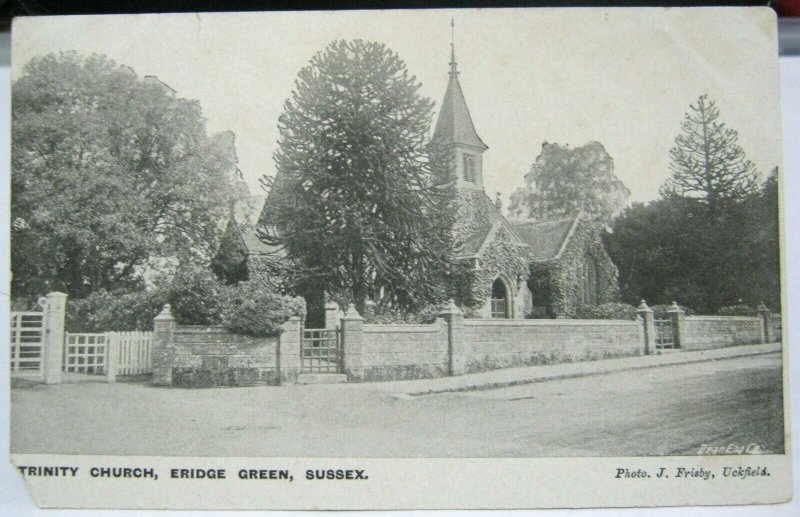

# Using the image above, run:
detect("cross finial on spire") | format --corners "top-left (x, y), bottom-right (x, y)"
top-left (449, 18), bottom-right (458, 76)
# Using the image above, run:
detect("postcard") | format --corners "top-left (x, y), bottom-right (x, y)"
top-left (6, 6), bottom-right (791, 509)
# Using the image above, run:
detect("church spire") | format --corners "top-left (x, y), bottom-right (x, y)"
top-left (450, 18), bottom-right (458, 77)
top-left (432, 19), bottom-right (488, 152)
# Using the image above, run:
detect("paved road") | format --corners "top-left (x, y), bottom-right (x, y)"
top-left (11, 353), bottom-right (784, 457)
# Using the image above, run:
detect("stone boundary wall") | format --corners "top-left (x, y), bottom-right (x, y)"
top-left (344, 321), bottom-right (449, 382)
top-left (682, 316), bottom-right (764, 351)
top-left (151, 305), bottom-right (302, 388)
top-left (170, 326), bottom-right (281, 387)
top-left (461, 319), bottom-right (642, 373)
top-left (149, 301), bottom-right (782, 387)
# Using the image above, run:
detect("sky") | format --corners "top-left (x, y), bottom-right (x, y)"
top-left (11, 7), bottom-right (782, 205)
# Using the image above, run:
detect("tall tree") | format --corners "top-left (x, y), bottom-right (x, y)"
top-left (661, 94), bottom-right (758, 212)
top-left (12, 52), bottom-right (243, 300)
top-left (507, 141), bottom-right (630, 226)
top-left (262, 39), bottom-right (455, 314)
top-left (607, 172), bottom-right (780, 314)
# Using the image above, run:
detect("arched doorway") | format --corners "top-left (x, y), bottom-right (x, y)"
top-left (490, 277), bottom-right (511, 319)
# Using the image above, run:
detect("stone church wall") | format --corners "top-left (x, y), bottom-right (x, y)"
top-left (543, 218), bottom-right (621, 318)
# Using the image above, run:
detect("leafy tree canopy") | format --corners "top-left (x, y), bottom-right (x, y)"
top-left (262, 39), bottom-right (455, 314)
top-left (606, 169), bottom-right (779, 314)
top-left (507, 141), bottom-right (630, 226)
top-left (12, 52), bottom-right (244, 301)
top-left (605, 95), bottom-right (777, 314)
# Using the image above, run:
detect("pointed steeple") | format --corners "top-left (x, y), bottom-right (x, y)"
top-left (432, 20), bottom-right (488, 152)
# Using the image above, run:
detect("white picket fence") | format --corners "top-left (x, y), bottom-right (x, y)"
top-left (112, 331), bottom-right (153, 375)
top-left (64, 331), bottom-right (153, 381)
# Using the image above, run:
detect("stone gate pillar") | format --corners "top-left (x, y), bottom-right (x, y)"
top-left (340, 305), bottom-right (364, 379)
top-left (666, 301), bottom-right (685, 349)
top-left (636, 300), bottom-right (656, 356)
top-left (152, 304), bottom-right (176, 386)
top-left (278, 316), bottom-right (302, 384)
top-left (42, 292), bottom-right (67, 385)
top-left (439, 299), bottom-right (466, 375)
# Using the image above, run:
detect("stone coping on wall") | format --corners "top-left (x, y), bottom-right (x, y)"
top-left (462, 318), bottom-right (639, 327)
top-left (176, 325), bottom-right (235, 333)
top-left (362, 322), bottom-right (445, 333)
top-left (685, 315), bottom-right (761, 321)
top-left (175, 325), bottom-right (281, 336)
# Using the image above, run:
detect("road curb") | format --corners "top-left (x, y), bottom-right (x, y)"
top-left (405, 344), bottom-right (782, 397)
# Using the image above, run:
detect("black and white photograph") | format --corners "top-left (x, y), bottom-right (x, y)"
top-left (3, 6), bottom-right (795, 510)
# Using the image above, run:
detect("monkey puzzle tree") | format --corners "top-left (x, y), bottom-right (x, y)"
top-left (661, 94), bottom-right (758, 213)
top-left (262, 40), bottom-right (455, 315)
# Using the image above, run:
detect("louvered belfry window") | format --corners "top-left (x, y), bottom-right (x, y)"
top-left (463, 154), bottom-right (476, 183)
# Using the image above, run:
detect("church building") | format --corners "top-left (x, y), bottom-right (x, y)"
top-left (216, 41), bottom-right (622, 320)
top-left (432, 42), bottom-right (622, 319)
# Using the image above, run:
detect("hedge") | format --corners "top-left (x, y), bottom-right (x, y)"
top-left (220, 281), bottom-right (306, 335)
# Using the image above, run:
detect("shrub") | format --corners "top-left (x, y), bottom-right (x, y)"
top-left (220, 281), bottom-right (306, 336)
top-left (160, 266), bottom-right (225, 326)
top-left (717, 304), bottom-right (758, 316)
top-left (651, 304), bottom-right (693, 319)
top-left (66, 289), bottom-right (162, 332)
top-left (575, 302), bottom-right (637, 321)
top-left (65, 265), bottom-right (227, 332)
top-left (362, 303), bottom-right (443, 324)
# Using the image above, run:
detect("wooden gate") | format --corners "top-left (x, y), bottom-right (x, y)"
top-left (301, 329), bottom-right (341, 373)
top-left (64, 333), bottom-right (108, 374)
top-left (654, 317), bottom-right (678, 350)
top-left (10, 311), bottom-right (45, 374)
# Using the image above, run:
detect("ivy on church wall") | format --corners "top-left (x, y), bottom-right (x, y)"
top-left (451, 189), bottom-right (493, 246)
top-left (455, 226), bottom-right (531, 312)
top-left (529, 218), bottom-right (621, 318)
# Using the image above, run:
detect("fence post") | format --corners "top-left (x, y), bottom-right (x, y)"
top-left (666, 301), bottom-right (685, 349)
top-left (105, 332), bottom-right (118, 383)
top-left (152, 304), bottom-right (176, 386)
top-left (325, 301), bottom-right (341, 330)
top-left (636, 300), bottom-right (656, 356)
top-left (42, 292), bottom-right (67, 384)
top-left (439, 299), bottom-right (465, 376)
top-left (758, 302), bottom-right (771, 343)
top-left (278, 316), bottom-right (302, 384)
top-left (340, 304), bottom-right (364, 380)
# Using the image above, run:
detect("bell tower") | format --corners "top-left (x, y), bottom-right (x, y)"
top-left (432, 19), bottom-right (488, 191)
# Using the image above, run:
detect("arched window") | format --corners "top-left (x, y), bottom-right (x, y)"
top-left (581, 256), bottom-right (598, 306)
top-left (491, 277), bottom-right (510, 318)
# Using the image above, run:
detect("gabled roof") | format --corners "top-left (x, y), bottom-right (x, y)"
top-left (432, 66), bottom-right (488, 151)
top-left (229, 196), bottom-right (282, 255)
top-left (232, 195), bottom-right (265, 227)
top-left (455, 193), bottom-right (529, 259)
top-left (511, 213), bottom-right (582, 261)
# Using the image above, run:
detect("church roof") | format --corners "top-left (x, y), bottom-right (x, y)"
top-left (455, 193), bottom-right (529, 258)
top-left (432, 64), bottom-right (488, 151)
top-left (511, 213), bottom-right (582, 261)
top-left (230, 195), bottom-right (282, 255)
